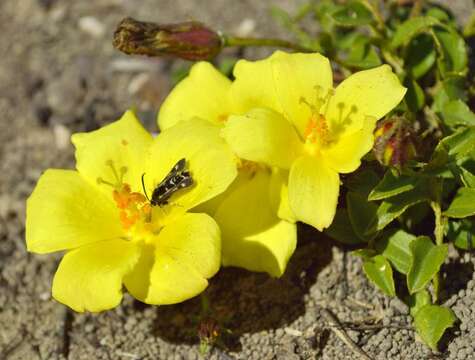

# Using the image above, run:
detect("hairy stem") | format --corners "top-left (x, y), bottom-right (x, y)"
top-left (361, 0), bottom-right (386, 34)
top-left (430, 179), bottom-right (444, 302)
top-left (409, 0), bottom-right (425, 18)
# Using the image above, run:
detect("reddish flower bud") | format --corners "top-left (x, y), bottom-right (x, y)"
top-left (373, 117), bottom-right (416, 169)
top-left (197, 317), bottom-right (220, 345)
top-left (113, 17), bottom-right (223, 61)
top-left (198, 317), bottom-right (222, 354)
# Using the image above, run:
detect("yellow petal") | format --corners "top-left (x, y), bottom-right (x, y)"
top-left (52, 239), bottom-right (140, 312)
top-left (72, 110), bottom-right (153, 194)
top-left (123, 244), bottom-right (155, 302)
top-left (145, 118), bottom-right (237, 210)
top-left (144, 253), bottom-right (207, 305)
top-left (288, 155), bottom-right (340, 231)
top-left (322, 116), bottom-right (377, 173)
top-left (325, 65), bottom-right (406, 136)
top-left (141, 213), bottom-right (220, 304)
top-left (26, 169), bottom-right (123, 254)
top-left (222, 108), bottom-right (304, 169)
top-left (158, 62), bottom-right (232, 130)
top-left (269, 168), bottom-right (297, 223)
top-left (231, 51), bottom-right (333, 136)
top-left (215, 170), bottom-right (297, 277)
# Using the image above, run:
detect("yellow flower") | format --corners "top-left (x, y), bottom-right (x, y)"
top-left (159, 62), bottom-right (297, 277)
top-left (26, 111), bottom-right (237, 312)
top-left (221, 51), bottom-right (407, 231)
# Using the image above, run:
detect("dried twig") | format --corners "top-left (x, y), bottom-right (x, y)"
top-left (320, 308), bottom-right (373, 360)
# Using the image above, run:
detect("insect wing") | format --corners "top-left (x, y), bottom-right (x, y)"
top-left (151, 161), bottom-right (194, 206)
top-left (153, 173), bottom-right (193, 204)
top-left (159, 158), bottom-right (187, 185)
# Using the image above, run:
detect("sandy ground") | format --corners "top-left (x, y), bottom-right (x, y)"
top-left (1, 0), bottom-right (475, 359)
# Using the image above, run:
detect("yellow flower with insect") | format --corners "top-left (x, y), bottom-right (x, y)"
top-left (159, 62), bottom-right (297, 278)
top-left (26, 111), bottom-right (237, 312)
top-left (220, 51), bottom-right (406, 230)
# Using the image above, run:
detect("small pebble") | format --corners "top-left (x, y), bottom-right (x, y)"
top-left (78, 16), bottom-right (106, 38)
top-left (53, 124), bottom-right (71, 150)
top-left (284, 327), bottom-right (302, 337)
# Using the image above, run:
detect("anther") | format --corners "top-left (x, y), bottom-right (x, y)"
top-left (300, 97), bottom-right (317, 113)
top-left (96, 177), bottom-right (115, 187)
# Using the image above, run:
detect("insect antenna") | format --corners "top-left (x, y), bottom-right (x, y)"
top-left (141, 173), bottom-right (151, 201)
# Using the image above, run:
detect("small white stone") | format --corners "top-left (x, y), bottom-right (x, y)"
top-left (127, 73), bottom-right (150, 95)
top-left (39, 292), bottom-right (50, 301)
top-left (235, 18), bottom-right (256, 37)
top-left (284, 327), bottom-right (303, 336)
top-left (78, 16), bottom-right (106, 38)
top-left (53, 124), bottom-right (71, 150)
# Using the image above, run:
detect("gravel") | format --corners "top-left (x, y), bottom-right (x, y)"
top-left (1, 0), bottom-right (474, 359)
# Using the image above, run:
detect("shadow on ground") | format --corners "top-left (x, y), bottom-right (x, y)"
top-left (149, 224), bottom-right (333, 351)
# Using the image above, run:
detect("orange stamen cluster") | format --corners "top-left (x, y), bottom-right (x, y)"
top-left (304, 114), bottom-right (329, 145)
top-left (113, 184), bottom-right (152, 231)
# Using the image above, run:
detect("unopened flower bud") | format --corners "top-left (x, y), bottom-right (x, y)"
top-left (373, 117), bottom-right (416, 169)
top-left (197, 317), bottom-right (220, 353)
top-left (113, 17), bottom-right (223, 61)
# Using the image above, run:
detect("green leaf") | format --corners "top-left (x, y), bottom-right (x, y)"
top-left (331, 1), bottom-right (374, 27)
top-left (369, 171), bottom-right (420, 201)
top-left (325, 208), bottom-right (365, 244)
top-left (270, 6), bottom-right (294, 29)
top-left (444, 187), bottom-right (475, 218)
top-left (441, 100), bottom-right (475, 127)
top-left (346, 169), bottom-right (380, 198)
top-left (367, 186), bottom-right (428, 233)
top-left (362, 255), bottom-right (396, 296)
top-left (314, 0), bottom-right (343, 32)
top-left (391, 16), bottom-right (440, 49)
top-left (432, 76), bottom-right (467, 114)
top-left (402, 202), bottom-right (432, 230)
top-left (464, 11), bottom-right (475, 37)
top-left (345, 36), bottom-right (381, 69)
top-left (352, 248), bottom-right (377, 259)
top-left (426, 7), bottom-right (452, 23)
top-left (408, 289), bottom-right (432, 317)
top-left (447, 219), bottom-right (475, 250)
top-left (440, 127), bottom-right (475, 159)
top-left (426, 127), bottom-right (475, 172)
top-left (459, 166), bottom-right (475, 188)
top-left (433, 26), bottom-right (468, 75)
top-left (270, 6), bottom-right (320, 51)
top-left (405, 34), bottom-right (436, 79)
top-left (405, 79), bottom-right (425, 112)
top-left (414, 305), bottom-right (457, 350)
top-left (407, 236), bottom-right (448, 294)
top-left (376, 229), bottom-right (416, 274)
top-left (347, 192), bottom-right (378, 241)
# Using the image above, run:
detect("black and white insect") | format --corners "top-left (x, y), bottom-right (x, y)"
top-left (142, 158), bottom-right (193, 206)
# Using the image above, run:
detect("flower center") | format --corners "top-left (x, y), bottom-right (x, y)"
top-left (96, 160), bottom-right (157, 240)
top-left (112, 183), bottom-right (152, 232)
top-left (299, 85), bottom-right (360, 154)
top-left (300, 86), bottom-right (335, 151)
